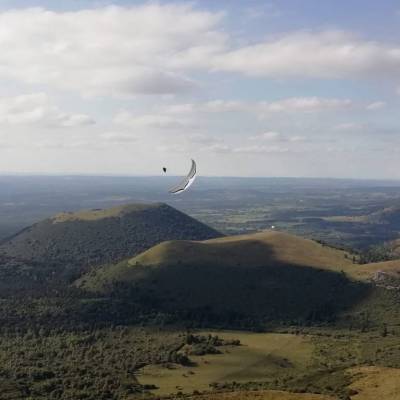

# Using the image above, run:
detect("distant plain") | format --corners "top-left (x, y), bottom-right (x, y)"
top-left (2, 175), bottom-right (400, 250)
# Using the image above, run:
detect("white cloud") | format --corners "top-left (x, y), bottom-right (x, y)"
top-left (58, 114), bottom-right (94, 127)
top-left (201, 143), bottom-right (232, 153)
top-left (33, 139), bottom-right (95, 150)
top-left (252, 132), bottom-right (308, 142)
top-left (0, 93), bottom-right (94, 127)
top-left (186, 133), bottom-right (219, 145)
top-left (251, 131), bottom-right (282, 140)
top-left (112, 96), bottom-right (350, 147)
top-left (126, 97), bottom-right (353, 127)
top-left (0, 5), bottom-right (398, 178)
top-left (202, 100), bottom-right (248, 113)
top-left (173, 97), bottom-right (352, 116)
top-left (0, 6), bottom-right (399, 101)
top-left (233, 145), bottom-right (289, 154)
top-left (334, 122), bottom-right (365, 131)
top-left (289, 135), bottom-right (308, 142)
top-left (366, 101), bottom-right (386, 110)
top-left (214, 31), bottom-right (400, 80)
top-left (0, 5), bottom-right (224, 96)
top-left (101, 131), bottom-right (138, 143)
top-left (114, 110), bottom-right (196, 130)
top-left (207, 97), bottom-right (351, 116)
top-left (258, 97), bottom-right (352, 114)
top-left (156, 143), bottom-right (188, 153)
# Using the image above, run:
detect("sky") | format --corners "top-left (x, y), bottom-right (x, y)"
top-left (0, 0), bottom-right (400, 178)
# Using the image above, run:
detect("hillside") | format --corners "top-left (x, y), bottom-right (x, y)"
top-left (349, 259), bottom-right (400, 288)
top-left (79, 231), bottom-right (367, 324)
top-left (364, 206), bottom-right (400, 225)
top-left (326, 205), bottom-right (400, 226)
top-left (98, 230), bottom-right (355, 272)
top-left (0, 203), bottom-right (220, 284)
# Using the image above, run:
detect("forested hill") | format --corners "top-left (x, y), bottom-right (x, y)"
top-left (0, 203), bottom-right (221, 287)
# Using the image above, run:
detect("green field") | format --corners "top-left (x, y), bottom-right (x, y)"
top-left (137, 328), bottom-right (400, 400)
top-left (138, 332), bottom-right (313, 396)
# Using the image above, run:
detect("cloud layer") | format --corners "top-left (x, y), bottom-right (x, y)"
top-left (0, 93), bottom-right (94, 127)
top-left (215, 31), bottom-right (400, 80)
top-left (0, 5), bottom-right (400, 98)
top-left (0, 5), bottom-right (224, 96)
top-left (0, 3), bottom-right (398, 178)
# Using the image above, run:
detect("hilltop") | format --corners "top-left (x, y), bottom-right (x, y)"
top-left (79, 231), bottom-right (367, 324)
top-left (0, 203), bottom-right (220, 284)
top-left (101, 230), bottom-right (355, 271)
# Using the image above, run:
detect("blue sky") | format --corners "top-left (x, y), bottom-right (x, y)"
top-left (4, 0), bottom-right (399, 36)
top-left (0, 1), bottom-right (399, 178)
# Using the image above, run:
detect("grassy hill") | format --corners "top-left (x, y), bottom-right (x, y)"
top-left (0, 202), bottom-right (220, 286)
top-left (348, 259), bottom-right (400, 293)
top-left (79, 231), bottom-right (368, 324)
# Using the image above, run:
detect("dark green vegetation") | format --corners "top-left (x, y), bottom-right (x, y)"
top-left (0, 203), bottom-right (220, 291)
top-left (358, 239), bottom-right (400, 263)
top-left (0, 327), bottom-right (198, 400)
top-left (0, 185), bottom-right (400, 398)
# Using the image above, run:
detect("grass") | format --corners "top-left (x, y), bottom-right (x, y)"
top-left (79, 230), bottom-right (400, 329)
top-left (349, 260), bottom-right (400, 281)
top-left (83, 231), bottom-right (358, 292)
top-left (52, 203), bottom-right (163, 223)
top-left (127, 230), bottom-right (355, 271)
top-left (188, 390), bottom-right (336, 399)
top-left (137, 332), bottom-right (314, 396)
top-left (2, 323), bottom-right (400, 399)
top-left (81, 230), bottom-right (357, 293)
top-left (347, 366), bottom-right (400, 400)
top-left (137, 327), bottom-right (400, 399)
top-left (79, 230), bottom-right (368, 326)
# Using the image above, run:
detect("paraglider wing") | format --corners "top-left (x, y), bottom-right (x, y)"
top-left (168, 159), bottom-right (197, 194)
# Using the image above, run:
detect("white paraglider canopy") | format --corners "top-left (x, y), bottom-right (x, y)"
top-left (168, 159), bottom-right (197, 194)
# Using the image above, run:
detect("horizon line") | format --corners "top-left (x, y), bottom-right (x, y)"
top-left (0, 172), bottom-right (399, 182)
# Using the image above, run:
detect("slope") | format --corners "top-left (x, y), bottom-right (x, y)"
top-left (79, 231), bottom-right (367, 324)
top-left (0, 202), bottom-right (220, 284)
